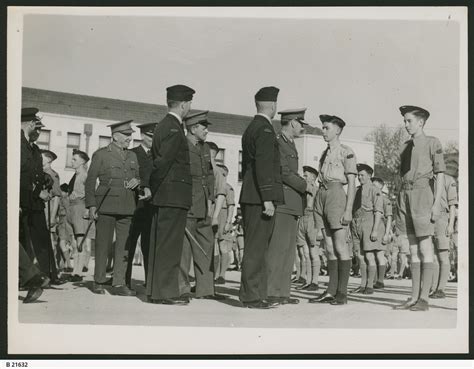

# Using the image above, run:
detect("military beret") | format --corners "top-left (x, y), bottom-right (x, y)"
top-left (319, 114), bottom-right (346, 128)
top-left (399, 105), bottom-right (430, 120)
top-left (255, 86), bottom-right (279, 102)
top-left (357, 163), bottom-right (374, 175)
top-left (166, 84), bottom-right (195, 102)
top-left (40, 149), bottom-right (57, 162)
top-left (21, 107), bottom-right (41, 123)
top-left (184, 110), bottom-right (211, 128)
top-left (137, 122), bottom-right (157, 137)
top-left (303, 165), bottom-right (318, 176)
top-left (207, 141), bottom-right (219, 151)
top-left (108, 120), bottom-right (135, 135)
top-left (72, 149), bottom-right (90, 163)
top-left (371, 176), bottom-right (384, 185)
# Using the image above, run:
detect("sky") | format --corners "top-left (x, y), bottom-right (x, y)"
top-left (21, 12), bottom-right (461, 145)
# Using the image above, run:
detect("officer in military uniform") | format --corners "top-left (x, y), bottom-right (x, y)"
top-left (85, 120), bottom-right (146, 296)
top-left (147, 84), bottom-right (195, 305)
top-left (394, 105), bottom-right (445, 312)
top-left (266, 108), bottom-right (313, 305)
top-left (125, 122), bottom-right (156, 288)
top-left (239, 86), bottom-right (283, 309)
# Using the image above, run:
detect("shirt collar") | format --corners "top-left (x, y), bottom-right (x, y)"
top-left (281, 130), bottom-right (293, 143)
top-left (328, 139), bottom-right (341, 150)
top-left (168, 111), bottom-right (183, 124)
top-left (411, 132), bottom-right (426, 146)
top-left (111, 141), bottom-right (125, 152)
top-left (256, 113), bottom-right (273, 125)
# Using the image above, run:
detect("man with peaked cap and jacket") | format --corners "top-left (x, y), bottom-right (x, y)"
top-left (147, 84), bottom-right (195, 305)
top-left (394, 105), bottom-right (445, 312)
top-left (239, 86), bottom-right (284, 309)
top-left (178, 111), bottom-right (226, 301)
top-left (266, 108), bottom-right (314, 305)
top-left (125, 122), bottom-right (156, 288)
top-left (85, 120), bottom-right (146, 296)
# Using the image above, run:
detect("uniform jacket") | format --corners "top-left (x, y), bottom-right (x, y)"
top-left (20, 132), bottom-right (34, 210)
top-left (30, 142), bottom-right (46, 211)
top-left (130, 145), bottom-right (153, 209)
top-left (239, 114), bottom-right (284, 205)
top-left (187, 139), bottom-right (215, 219)
top-left (275, 132), bottom-right (306, 216)
top-left (84, 142), bottom-right (139, 216)
top-left (149, 113), bottom-right (192, 209)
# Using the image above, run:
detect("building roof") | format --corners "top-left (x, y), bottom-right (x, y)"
top-left (21, 87), bottom-right (323, 136)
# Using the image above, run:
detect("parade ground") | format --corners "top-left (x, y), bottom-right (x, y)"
top-left (18, 263), bottom-right (458, 329)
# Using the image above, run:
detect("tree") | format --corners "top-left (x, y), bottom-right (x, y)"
top-left (365, 124), bottom-right (409, 194)
top-left (444, 140), bottom-right (459, 154)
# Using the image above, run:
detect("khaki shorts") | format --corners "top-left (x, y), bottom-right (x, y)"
top-left (67, 202), bottom-right (96, 238)
top-left (296, 213), bottom-right (318, 247)
top-left (351, 211), bottom-right (386, 252)
top-left (434, 213), bottom-right (450, 251)
top-left (396, 185), bottom-right (435, 238)
top-left (314, 183), bottom-right (347, 231)
top-left (394, 234), bottom-right (410, 254)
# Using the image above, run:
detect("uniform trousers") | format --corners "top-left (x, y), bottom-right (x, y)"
top-left (125, 203), bottom-right (153, 286)
top-left (19, 241), bottom-right (41, 287)
top-left (94, 213), bottom-right (132, 286)
top-left (147, 206), bottom-right (188, 300)
top-left (239, 203), bottom-right (276, 302)
top-left (179, 217), bottom-right (215, 297)
top-left (267, 212), bottom-right (298, 298)
top-left (28, 209), bottom-right (58, 278)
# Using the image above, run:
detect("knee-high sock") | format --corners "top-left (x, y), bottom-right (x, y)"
top-left (410, 262), bottom-right (421, 301)
top-left (377, 264), bottom-right (386, 284)
top-left (336, 260), bottom-right (351, 297)
top-left (420, 262), bottom-right (435, 300)
top-left (367, 265), bottom-right (377, 288)
top-left (327, 259), bottom-right (339, 295)
top-left (431, 260), bottom-right (440, 292)
top-left (359, 260), bottom-right (367, 288)
top-left (438, 251), bottom-right (450, 292)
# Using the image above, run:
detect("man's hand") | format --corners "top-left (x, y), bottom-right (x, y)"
top-left (340, 210), bottom-right (352, 226)
top-left (39, 189), bottom-right (51, 202)
top-left (370, 230), bottom-right (379, 242)
top-left (139, 187), bottom-right (152, 201)
top-left (431, 203), bottom-right (441, 222)
top-left (263, 201), bottom-right (275, 217)
top-left (382, 234), bottom-right (390, 245)
top-left (224, 222), bottom-right (232, 233)
top-left (89, 206), bottom-right (98, 221)
top-left (446, 224), bottom-right (454, 237)
top-left (126, 178), bottom-right (141, 190)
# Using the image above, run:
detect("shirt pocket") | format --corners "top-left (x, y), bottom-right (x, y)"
top-left (109, 164), bottom-right (123, 179)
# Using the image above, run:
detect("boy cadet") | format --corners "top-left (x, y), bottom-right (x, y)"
top-left (371, 177), bottom-right (393, 289)
top-left (350, 164), bottom-right (384, 295)
top-left (239, 86), bottom-right (283, 309)
top-left (310, 115), bottom-right (357, 305)
top-left (430, 163), bottom-right (457, 298)
top-left (147, 84), bottom-right (195, 305)
top-left (125, 122), bottom-right (156, 288)
top-left (179, 111), bottom-right (226, 301)
top-left (394, 105), bottom-right (445, 311)
top-left (295, 165), bottom-right (321, 291)
top-left (85, 120), bottom-right (148, 296)
top-left (266, 108), bottom-right (312, 305)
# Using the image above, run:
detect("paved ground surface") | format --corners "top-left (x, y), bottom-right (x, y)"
top-left (18, 262), bottom-right (457, 328)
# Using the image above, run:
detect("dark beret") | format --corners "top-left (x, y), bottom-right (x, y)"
top-left (167, 84), bottom-right (195, 102)
top-left (255, 86), bottom-right (279, 102)
top-left (371, 176), bottom-right (384, 185)
top-left (319, 114), bottom-right (346, 128)
top-left (72, 149), bottom-right (90, 163)
top-left (399, 105), bottom-right (430, 120)
top-left (40, 149), bottom-right (57, 162)
top-left (357, 163), bottom-right (374, 175)
top-left (303, 165), bottom-right (319, 176)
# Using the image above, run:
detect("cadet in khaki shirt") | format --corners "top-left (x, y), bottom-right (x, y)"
top-left (310, 115), bottom-right (357, 305)
top-left (394, 105), bottom-right (445, 312)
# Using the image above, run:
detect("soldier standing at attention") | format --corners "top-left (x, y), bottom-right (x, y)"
top-left (125, 122), bottom-right (156, 289)
top-left (147, 85), bottom-right (195, 305)
top-left (85, 120), bottom-right (147, 296)
top-left (394, 105), bottom-right (445, 311)
top-left (239, 86), bottom-right (283, 309)
top-left (266, 108), bottom-right (312, 305)
top-left (309, 115), bottom-right (357, 305)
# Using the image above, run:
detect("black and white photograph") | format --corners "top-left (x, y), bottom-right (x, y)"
top-left (6, 6), bottom-right (468, 355)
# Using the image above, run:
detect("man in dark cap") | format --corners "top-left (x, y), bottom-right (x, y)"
top-left (394, 105), bottom-right (445, 311)
top-left (147, 84), bottom-right (195, 305)
top-left (239, 86), bottom-right (283, 309)
top-left (266, 108), bottom-right (314, 305)
top-left (310, 114), bottom-right (357, 305)
top-left (125, 122), bottom-right (156, 288)
top-left (85, 120), bottom-right (146, 296)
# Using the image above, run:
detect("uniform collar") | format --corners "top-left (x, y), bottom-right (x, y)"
top-left (280, 130), bottom-right (293, 143)
top-left (168, 111), bottom-right (183, 124)
top-left (327, 139), bottom-right (341, 150)
top-left (140, 144), bottom-right (151, 153)
top-left (411, 132), bottom-right (426, 146)
top-left (256, 113), bottom-right (273, 125)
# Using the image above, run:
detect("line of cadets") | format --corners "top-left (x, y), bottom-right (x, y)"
top-left (18, 84), bottom-right (458, 310)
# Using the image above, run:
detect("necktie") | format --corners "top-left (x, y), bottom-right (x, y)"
top-left (400, 141), bottom-right (413, 177)
top-left (319, 146), bottom-right (330, 170)
top-left (353, 187), bottom-right (362, 213)
top-left (68, 173), bottom-right (77, 195)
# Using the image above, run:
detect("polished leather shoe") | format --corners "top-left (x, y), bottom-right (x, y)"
top-left (363, 287), bottom-right (374, 295)
top-left (112, 285), bottom-right (136, 296)
top-left (296, 283), bottom-right (310, 290)
top-left (154, 298), bottom-right (189, 305)
top-left (280, 297), bottom-right (300, 305)
top-left (302, 283), bottom-right (319, 291)
top-left (430, 290), bottom-right (446, 299)
top-left (394, 298), bottom-right (417, 310)
top-left (350, 286), bottom-right (365, 294)
top-left (265, 296), bottom-right (282, 305)
top-left (91, 283), bottom-right (106, 295)
top-left (215, 277), bottom-right (226, 285)
top-left (97, 278), bottom-right (113, 286)
top-left (50, 277), bottom-right (67, 286)
top-left (308, 291), bottom-right (335, 303)
top-left (242, 300), bottom-right (277, 309)
top-left (26, 273), bottom-right (50, 289)
top-left (410, 298), bottom-right (429, 311)
top-left (196, 293), bottom-right (226, 300)
top-left (23, 287), bottom-right (43, 303)
top-left (373, 281), bottom-right (385, 289)
top-left (69, 274), bottom-right (83, 282)
top-left (330, 294), bottom-right (348, 305)
top-left (180, 292), bottom-right (193, 302)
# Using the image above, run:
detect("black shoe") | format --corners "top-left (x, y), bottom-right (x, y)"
top-left (280, 297), bottom-right (300, 305)
top-left (308, 291), bottom-right (335, 303)
top-left (394, 298), bottom-right (417, 310)
top-left (82, 267), bottom-right (88, 273)
top-left (26, 274), bottom-right (50, 289)
top-left (65, 267), bottom-right (74, 273)
top-left (215, 277), bottom-right (226, 285)
top-left (363, 287), bottom-right (374, 295)
top-left (196, 293), bottom-right (226, 301)
top-left (91, 283), bottom-right (106, 295)
top-left (330, 294), bottom-right (348, 305)
top-left (112, 285), bottom-right (136, 296)
top-left (69, 274), bottom-right (83, 282)
top-left (23, 287), bottom-right (43, 303)
top-left (50, 277), bottom-right (67, 286)
top-left (295, 283), bottom-right (310, 290)
top-left (373, 281), bottom-right (385, 289)
top-left (291, 276), bottom-right (300, 283)
top-left (410, 298), bottom-right (429, 311)
top-left (303, 283), bottom-right (319, 291)
top-left (296, 277), bottom-right (306, 284)
top-left (153, 298), bottom-right (189, 305)
top-left (265, 296), bottom-right (282, 305)
top-left (350, 286), bottom-right (365, 294)
top-left (190, 285), bottom-right (196, 293)
top-left (180, 293), bottom-right (193, 303)
top-left (431, 290), bottom-right (446, 299)
top-left (242, 300), bottom-right (277, 309)
top-left (96, 278), bottom-right (113, 286)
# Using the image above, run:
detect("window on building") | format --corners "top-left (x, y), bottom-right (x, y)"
top-left (238, 150), bottom-right (243, 182)
top-left (215, 148), bottom-right (225, 166)
top-left (133, 139), bottom-right (143, 148)
top-left (36, 130), bottom-right (51, 150)
top-left (98, 135), bottom-right (111, 149)
top-left (66, 133), bottom-right (81, 168)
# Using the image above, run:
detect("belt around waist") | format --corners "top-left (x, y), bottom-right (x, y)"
top-left (400, 178), bottom-right (431, 190)
top-left (69, 199), bottom-right (86, 206)
top-left (319, 181), bottom-right (344, 190)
